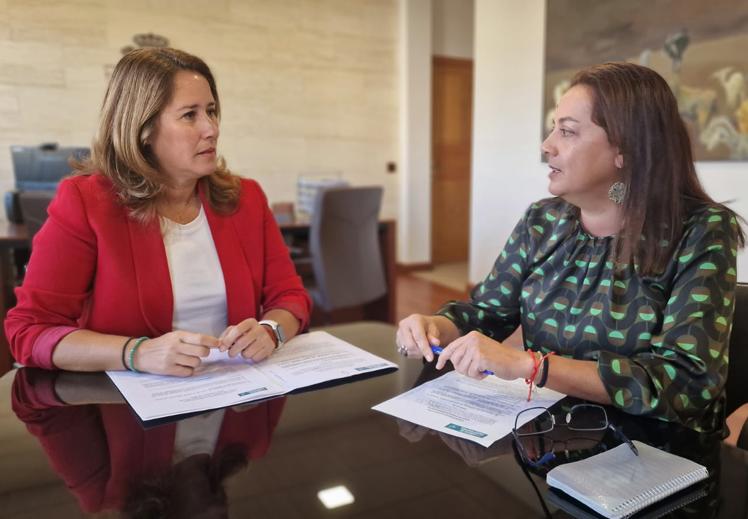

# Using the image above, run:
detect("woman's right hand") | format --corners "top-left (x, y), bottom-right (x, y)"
top-left (132, 331), bottom-right (221, 377)
top-left (396, 314), bottom-right (447, 362)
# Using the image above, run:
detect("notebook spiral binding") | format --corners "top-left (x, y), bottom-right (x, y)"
top-left (611, 470), bottom-right (706, 515)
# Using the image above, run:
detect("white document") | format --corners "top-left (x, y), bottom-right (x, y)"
top-left (107, 331), bottom-right (397, 421)
top-left (372, 371), bottom-right (565, 447)
top-left (258, 330), bottom-right (396, 389)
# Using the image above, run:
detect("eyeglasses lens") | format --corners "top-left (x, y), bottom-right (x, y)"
top-left (516, 409), bottom-right (554, 436)
top-left (567, 405), bottom-right (608, 431)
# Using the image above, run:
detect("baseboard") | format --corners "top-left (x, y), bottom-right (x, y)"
top-left (396, 262), bottom-right (433, 274)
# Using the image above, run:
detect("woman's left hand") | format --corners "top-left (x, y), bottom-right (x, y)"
top-left (219, 318), bottom-right (277, 362)
top-left (435, 331), bottom-right (534, 380)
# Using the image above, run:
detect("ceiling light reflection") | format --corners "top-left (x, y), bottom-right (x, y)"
top-left (317, 485), bottom-right (355, 509)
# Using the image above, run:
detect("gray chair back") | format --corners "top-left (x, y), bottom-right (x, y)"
top-left (310, 186), bottom-right (386, 312)
top-left (18, 190), bottom-right (55, 247)
top-left (726, 283), bottom-right (748, 416)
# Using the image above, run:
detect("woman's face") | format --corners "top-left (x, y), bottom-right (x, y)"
top-left (541, 85), bottom-right (622, 208)
top-left (149, 70), bottom-right (219, 186)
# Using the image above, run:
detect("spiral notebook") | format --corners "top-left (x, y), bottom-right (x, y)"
top-left (546, 441), bottom-right (708, 519)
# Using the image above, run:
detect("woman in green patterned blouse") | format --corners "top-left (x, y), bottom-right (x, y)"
top-left (396, 62), bottom-right (744, 433)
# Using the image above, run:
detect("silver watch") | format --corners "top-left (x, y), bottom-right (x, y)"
top-left (259, 319), bottom-right (285, 348)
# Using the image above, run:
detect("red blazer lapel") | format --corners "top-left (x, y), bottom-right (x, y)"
top-left (127, 217), bottom-right (173, 337)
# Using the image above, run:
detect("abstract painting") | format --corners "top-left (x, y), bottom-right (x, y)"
top-left (544, 0), bottom-right (748, 160)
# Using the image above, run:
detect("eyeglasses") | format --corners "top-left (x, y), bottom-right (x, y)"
top-left (512, 404), bottom-right (638, 468)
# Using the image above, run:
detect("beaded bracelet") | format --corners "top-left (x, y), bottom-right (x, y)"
top-left (120, 337), bottom-right (135, 370)
top-left (127, 337), bottom-right (149, 373)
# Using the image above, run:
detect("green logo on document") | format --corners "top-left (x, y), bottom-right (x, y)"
top-left (445, 423), bottom-right (487, 438)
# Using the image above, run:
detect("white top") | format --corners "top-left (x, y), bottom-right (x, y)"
top-left (162, 206), bottom-right (229, 459)
top-left (161, 205), bottom-right (228, 337)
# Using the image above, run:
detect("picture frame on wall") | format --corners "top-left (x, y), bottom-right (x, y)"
top-left (544, 0), bottom-right (748, 161)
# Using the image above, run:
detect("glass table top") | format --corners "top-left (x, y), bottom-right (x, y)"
top-left (1, 321), bottom-right (746, 518)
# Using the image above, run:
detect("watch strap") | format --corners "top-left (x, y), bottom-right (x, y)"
top-left (259, 319), bottom-right (285, 348)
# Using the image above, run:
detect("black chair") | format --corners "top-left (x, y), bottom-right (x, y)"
top-left (308, 186), bottom-right (387, 319)
top-left (726, 283), bottom-right (748, 448)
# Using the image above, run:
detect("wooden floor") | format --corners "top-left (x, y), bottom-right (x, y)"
top-left (395, 272), bottom-right (469, 323)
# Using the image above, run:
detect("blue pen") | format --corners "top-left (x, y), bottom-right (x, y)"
top-left (430, 345), bottom-right (495, 376)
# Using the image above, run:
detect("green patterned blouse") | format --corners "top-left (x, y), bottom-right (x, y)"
top-left (438, 197), bottom-right (740, 432)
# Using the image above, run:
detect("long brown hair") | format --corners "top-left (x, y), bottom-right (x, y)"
top-left (76, 47), bottom-right (240, 222)
top-left (571, 62), bottom-right (744, 275)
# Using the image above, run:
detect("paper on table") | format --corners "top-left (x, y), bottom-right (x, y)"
top-left (258, 330), bottom-right (396, 390)
top-left (107, 331), bottom-right (397, 422)
top-left (372, 371), bottom-right (565, 447)
top-left (106, 358), bottom-right (285, 421)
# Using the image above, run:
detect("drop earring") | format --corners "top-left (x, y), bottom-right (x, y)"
top-left (608, 181), bottom-right (626, 204)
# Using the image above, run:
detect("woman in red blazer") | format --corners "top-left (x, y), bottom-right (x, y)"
top-left (5, 48), bottom-right (311, 375)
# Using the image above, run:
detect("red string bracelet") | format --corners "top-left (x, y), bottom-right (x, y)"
top-left (524, 350), bottom-right (542, 401)
top-left (524, 350), bottom-right (556, 401)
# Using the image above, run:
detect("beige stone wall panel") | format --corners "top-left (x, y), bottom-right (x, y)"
top-left (0, 41), bottom-right (66, 87)
top-left (0, 0), bottom-right (399, 217)
top-left (8, 0), bottom-right (106, 47)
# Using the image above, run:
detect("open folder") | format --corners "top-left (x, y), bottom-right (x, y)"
top-left (107, 331), bottom-right (397, 423)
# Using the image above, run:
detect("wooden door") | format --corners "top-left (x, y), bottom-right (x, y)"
top-left (431, 56), bottom-right (472, 265)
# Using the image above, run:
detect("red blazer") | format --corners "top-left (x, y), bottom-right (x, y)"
top-left (5, 174), bottom-right (311, 369)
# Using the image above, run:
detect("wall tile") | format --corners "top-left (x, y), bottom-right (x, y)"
top-left (8, 0), bottom-right (106, 47)
top-left (0, 0), bottom-right (399, 217)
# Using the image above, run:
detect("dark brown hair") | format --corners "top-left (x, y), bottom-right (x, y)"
top-left (571, 62), bottom-right (744, 275)
top-left (75, 47), bottom-right (240, 222)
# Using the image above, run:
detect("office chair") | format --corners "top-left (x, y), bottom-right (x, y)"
top-left (726, 283), bottom-right (748, 449)
top-left (6, 144), bottom-right (85, 223)
top-left (308, 186), bottom-right (387, 318)
top-left (18, 190), bottom-right (56, 249)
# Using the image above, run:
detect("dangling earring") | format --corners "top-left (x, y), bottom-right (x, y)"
top-left (608, 181), bottom-right (626, 204)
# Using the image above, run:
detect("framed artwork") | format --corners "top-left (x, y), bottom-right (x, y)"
top-left (544, 0), bottom-right (748, 160)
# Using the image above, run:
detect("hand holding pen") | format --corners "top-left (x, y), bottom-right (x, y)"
top-left (433, 330), bottom-right (538, 382)
top-left (430, 344), bottom-right (495, 375)
top-left (396, 314), bottom-right (460, 361)
top-left (396, 315), bottom-right (524, 380)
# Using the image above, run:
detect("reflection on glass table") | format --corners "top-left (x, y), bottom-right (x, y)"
top-left (513, 404), bottom-right (638, 469)
top-left (392, 362), bottom-right (731, 519)
top-left (2, 325), bottom-right (748, 518)
top-left (11, 368), bottom-right (285, 518)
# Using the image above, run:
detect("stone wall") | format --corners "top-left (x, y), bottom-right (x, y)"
top-left (0, 0), bottom-right (399, 217)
